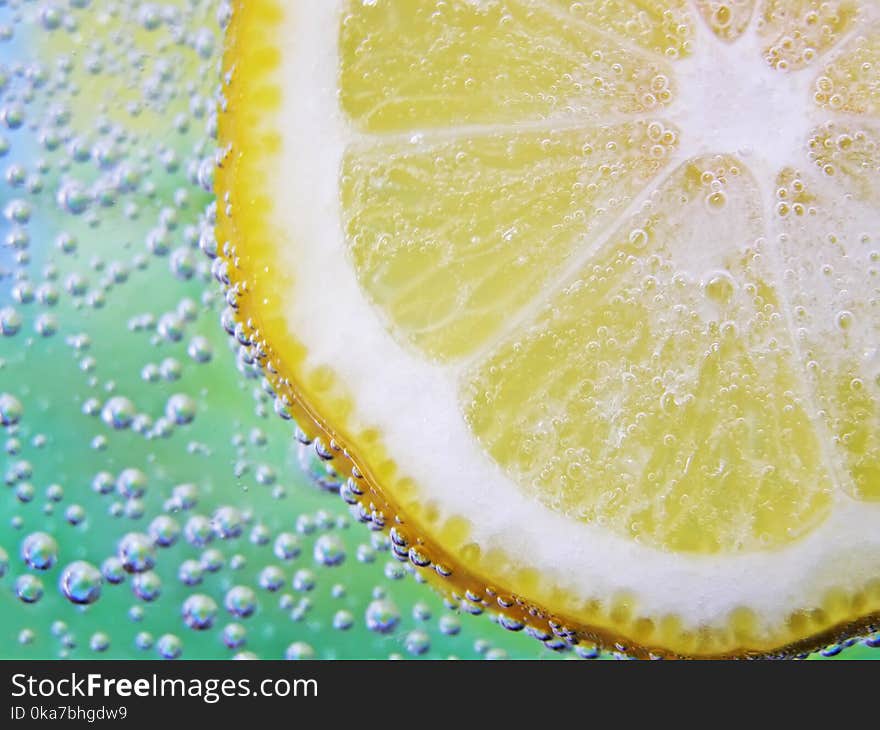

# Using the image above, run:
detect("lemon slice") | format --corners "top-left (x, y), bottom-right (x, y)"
top-left (217, 0), bottom-right (880, 657)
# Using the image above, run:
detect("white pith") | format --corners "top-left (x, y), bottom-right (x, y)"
top-left (266, 0), bottom-right (880, 636)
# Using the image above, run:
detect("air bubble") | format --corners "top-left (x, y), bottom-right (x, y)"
top-left (836, 310), bottom-right (854, 330)
top-left (118, 532), bottom-right (156, 573)
top-left (166, 393), bottom-right (196, 425)
top-left (628, 228), bottom-right (648, 249)
top-left (149, 516), bottom-right (180, 547)
top-left (292, 569), bottom-right (316, 592)
top-left (90, 632), bottom-right (110, 653)
top-left (706, 191), bottom-right (727, 210)
top-left (224, 585), bottom-right (257, 618)
top-left (0, 307), bottom-right (22, 336)
top-left (182, 594), bottom-right (218, 630)
top-left (59, 561), bottom-right (103, 605)
top-left (285, 641), bottom-right (315, 660)
top-left (704, 271), bottom-right (735, 303)
top-left (16, 575), bottom-right (44, 604)
top-left (101, 557), bottom-right (126, 585)
top-left (258, 565), bottom-right (285, 592)
top-left (156, 634), bottom-right (183, 659)
top-left (101, 397), bottom-right (136, 430)
top-left (213, 506), bottom-right (243, 539)
top-left (366, 598), bottom-right (401, 634)
top-left (132, 571), bottom-right (162, 602)
top-left (223, 623), bottom-right (247, 649)
top-left (21, 532), bottom-right (58, 570)
top-left (313, 534), bottom-right (346, 567)
top-left (274, 532), bottom-right (301, 560)
top-left (187, 335), bottom-right (213, 363)
top-left (117, 468), bottom-right (148, 499)
top-left (185, 516), bottom-right (214, 547)
top-left (0, 393), bottom-right (23, 426)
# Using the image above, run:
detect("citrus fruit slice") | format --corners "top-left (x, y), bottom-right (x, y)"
top-left (217, 0), bottom-right (880, 657)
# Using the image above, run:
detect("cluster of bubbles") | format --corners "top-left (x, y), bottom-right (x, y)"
top-left (0, 0), bottom-right (566, 661)
top-left (756, 0), bottom-right (853, 72)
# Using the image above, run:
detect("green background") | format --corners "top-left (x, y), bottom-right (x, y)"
top-left (0, 0), bottom-right (872, 660)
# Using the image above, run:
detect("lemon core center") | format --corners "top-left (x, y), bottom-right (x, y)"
top-left (671, 29), bottom-right (815, 171)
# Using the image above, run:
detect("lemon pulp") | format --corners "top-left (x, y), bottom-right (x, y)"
top-left (218, 0), bottom-right (880, 656)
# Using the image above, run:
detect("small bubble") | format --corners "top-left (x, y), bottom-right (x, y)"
top-left (170, 248), bottom-right (196, 280)
top-left (35, 313), bottom-right (58, 337)
top-left (132, 571), bottom-right (162, 602)
top-left (313, 534), bottom-right (346, 567)
top-left (15, 574), bottom-right (44, 604)
top-left (628, 228), bottom-right (648, 249)
top-left (101, 397), bottom-right (136, 430)
top-left (404, 629), bottom-right (431, 656)
top-left (213, 506), bottom-right (244, 539)
top-left (365, 598), bottom-right (400, 634)
top-left (0, 307), bottom-right (22, 337)
top-left (333, 610), bottom-right (354, 631)
top-left (412, 602), bottom-right (432, 621)
top-left (296, 514), bottom-right (316, 536)
top-left (256, 565), bottom-right (283, 591)
top-left (357, 544), bottom-right (377, 564)
top-left (273, 532), bottom-right (301, 561)
top-left (187, 336), bottom-right (213, 363)
top-left (65, 504), bottom-right (86, 525)
top-left (21, 532), bottom-right (58, 571)
top-left (118, 532), bottom-right (156, 573)
top-left (165, 393), bottom-right (196, 425)
top-left (156, 634), bottom-right (182, 659)
top-left (178, 559), bottom-right (203, 586)
top-left (182, 594), bottom-right (218, 631)
top-left (18, 629), bottom-right (35, 645)
top-left (59, 561), bottom-right (103, 605)
top-left (439, 614), bottom-right (461, 636)
top-left (148, 516), bottom-right (180, 547)
top-left (158, 312), bottom-right (184, 341)
top-left (57, 180), bottom-right (92, 215)
top-left (90, 632), bottom-right (111, 653)
top-left (224, 585), bottom-right (257, 618)
top-left (185, 516), bottom-right (214, 547)
top-left (223, 623), bottom-right (247, 649)
top-left (575, 643), bottom-right (601, 659)
top-left (0, 393), bottom-right (23, 426)
top-left (836, 310), bottom-right (854, 330)
top-left (704, 271), bottom-right (735, 304)
top-left (292, 569), bottom-right (316, 592)
top-left (285, 641), bottom-right (315, 660)
top-left (101, 557), bottom-right (126, 585)
top-left (249, 524), bottom-right (271, 545)
top-left (201, 548), bottom-right (224, 573)
top-left (117, 468), bottom-right (148, 499)
top-left (706, 191), bottom-right (727, 210)
top-left (171, 483), bottom-right (199, 510)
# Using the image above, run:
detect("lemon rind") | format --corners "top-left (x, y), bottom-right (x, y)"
top-left (215, 0), bottom-right (880, 659)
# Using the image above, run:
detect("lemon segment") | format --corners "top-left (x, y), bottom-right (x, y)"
top-left (758, 0), bottom-right (858, 70)
top-left (814, 23), bottom-right (880, 114)
top-left (464, 155), bottom-right (834, 553)
top-left (775, 146), bottom-right (880, 501)
top-left (343, 121), bottom-right (679, 359)
top-left (340, 0), bottom-right (687, 133)
top-left (219, 0), bottom-right (880, 657)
